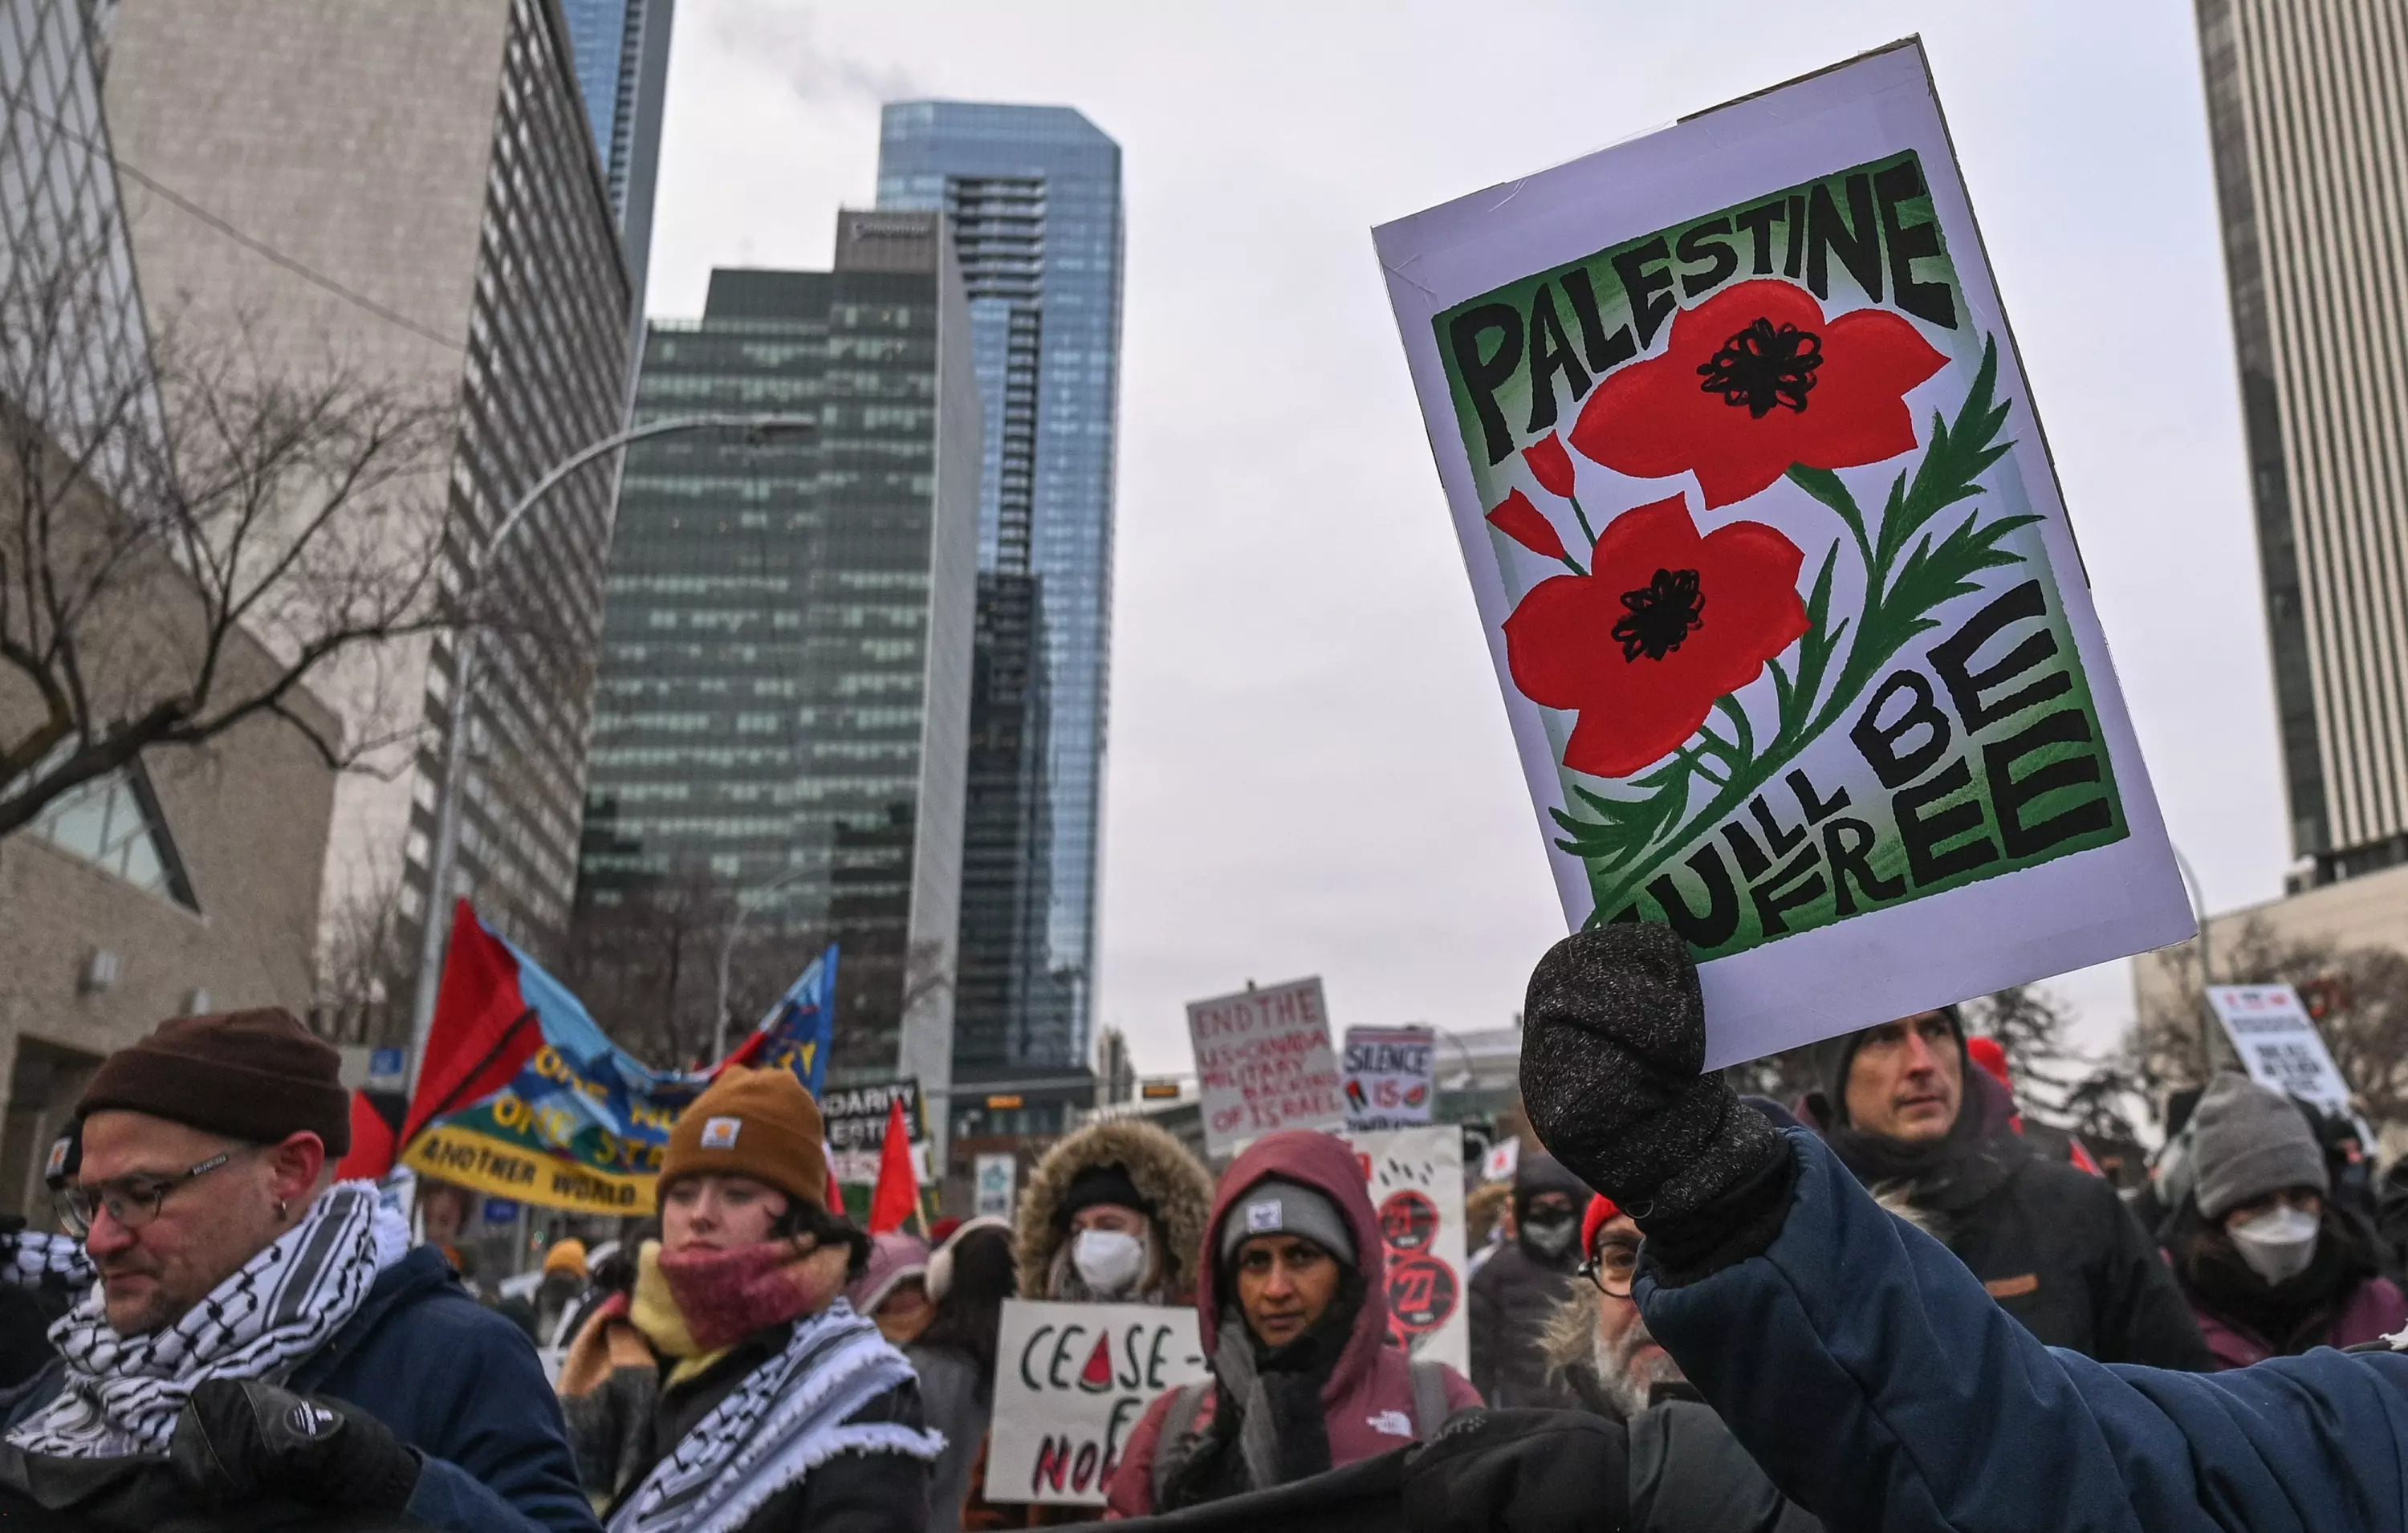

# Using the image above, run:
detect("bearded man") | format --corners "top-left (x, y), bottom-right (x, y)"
top-left (0, 1009), bottom-right (594, 1532)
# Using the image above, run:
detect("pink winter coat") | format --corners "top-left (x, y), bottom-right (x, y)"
top-left (2193, 1273), bottom-right (2408, 1369)
top-left (1105, 1129), bottom-right (1481, 1517)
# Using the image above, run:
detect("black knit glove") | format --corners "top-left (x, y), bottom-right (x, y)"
top-left (1520, 924), bottom-right (1792, 1277)
top-left (171, 1379), bottom-right (421, 1512)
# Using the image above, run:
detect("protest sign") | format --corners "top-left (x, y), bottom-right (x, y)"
top-left (1373, 39), bottom-right (2190, 1067)
top-left (823, 1079), bottom-right (929, 1186)
top-left (1346, 1125), bottom-right (1470, 1372)
top-left (1186, 978), bottom-right (1345, 1158)
top-left (1480, 1135), bottom-right (1520, 1185)
top-left (985, 1299), bottom-right (1209, 1506)
top-left (2207, 985), bottom-right (2357, 1116)
top-left (974, 1153), bottom-right (1017, 1219)
top-left (1343, 1027), bottom-right (1438, 1130)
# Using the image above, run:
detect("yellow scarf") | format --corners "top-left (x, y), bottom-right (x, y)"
top-left (630, 1242), bottom-right (734, 1387)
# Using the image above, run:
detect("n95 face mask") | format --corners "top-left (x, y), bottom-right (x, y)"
top-left (1072, 1229), bottom-right (1146, 1297)
top-left (2229, 1204), bottom-right (2320, 1285)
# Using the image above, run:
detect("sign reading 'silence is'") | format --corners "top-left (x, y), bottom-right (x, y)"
top-left (1376, 40), bottom-right (2193, 1065)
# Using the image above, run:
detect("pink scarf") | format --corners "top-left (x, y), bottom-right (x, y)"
top-left (656, 1238), bottom-right (852, 1354)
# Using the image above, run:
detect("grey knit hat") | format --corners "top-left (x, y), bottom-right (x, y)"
top-left (1218, 1177), bottom-right (1357, 1269)
top-left (2191, 1072), bottom-right (2329, 1221)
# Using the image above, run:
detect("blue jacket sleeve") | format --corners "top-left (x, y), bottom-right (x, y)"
top-left (1641, 1129), bottom-right (2408, 1533)
top-left (393, 1319), bottom-right (599, 1533)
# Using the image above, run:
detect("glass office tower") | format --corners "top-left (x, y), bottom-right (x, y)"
top-left (580, 211), bottom-right (980, 1112)
top-left (876, 103), bottom-right (1123, 1135)
top-left (559, 0), bottom-right (673, 299)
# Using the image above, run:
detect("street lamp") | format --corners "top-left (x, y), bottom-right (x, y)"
top-left (711, 864), bottom-right (814, 1061)
top-left (404, 413), bottom-right (816, 1093)
top-left (2173, 845), bottom-right (2222, 1071)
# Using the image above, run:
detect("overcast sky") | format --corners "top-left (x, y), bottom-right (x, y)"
top-left (647, 0), bottom-right (2285, 1076)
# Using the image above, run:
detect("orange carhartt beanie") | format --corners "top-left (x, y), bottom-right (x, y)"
top-left (659, 1066), bottom-right (831, 1212)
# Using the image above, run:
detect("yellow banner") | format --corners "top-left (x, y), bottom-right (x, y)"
top-left (403, 1122), bottom-right (656, 1217)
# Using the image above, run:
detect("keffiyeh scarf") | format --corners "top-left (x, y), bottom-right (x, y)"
top-left (7, 1181), bottom-right (408, 1458)
top-left (609, 1298), bottom-right (942, 1533)
top-left (3, 1230), bottom-right (95, 1293)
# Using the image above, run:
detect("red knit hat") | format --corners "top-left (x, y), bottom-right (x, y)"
top-left (1966, 1035), bottom-right (2013, 1090)
top-left (1580, 1192), bottom-right (1624, 1259)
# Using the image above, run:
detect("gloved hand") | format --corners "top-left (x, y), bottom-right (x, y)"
top-left (1519, 923), bottom-right (1785, 1234)
top-left (171, 1378), bottom-right (420, 1512)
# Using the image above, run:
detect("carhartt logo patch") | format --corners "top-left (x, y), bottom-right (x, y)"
top-left (1368, 1409), bottom-right (1413, 1437)
top-left (1983, 1272), bottom-right (2039, 1299)
top-left (1246, 1200), bottom-right (1283, 1234)
top-left (701, 1117), bottom-right (742, 1149)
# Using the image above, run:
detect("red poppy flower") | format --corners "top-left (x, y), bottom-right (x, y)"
top-left (1487, 489), bottom-right (1572, 564)
top-left (1523, 433), bottom-right (1577, 499)
top-left (1568, 280), bottom-right (1947, 509)
top-left (1503, 494), bottom-right (1808, 779)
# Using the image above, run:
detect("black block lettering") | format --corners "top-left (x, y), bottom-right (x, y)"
top-left (1448, 303), bottom-right (1523, 466)
top-left (1750, 847), bottom-right (1828, 938)
top-left (1873, 157), bottom-right (1959, 328)
top-left (1721, 820), bottom-right (1771, 880)
top-left (1984, 708), bottom-right (2113, 857)
top-left (1646, 842), bottom-right (1739, 948)
top-left (1851, 669), bottom-right (1954, 789)
top-left (1676, 218), bottom-right (1740, 298)
top-left (1560, 266), bottom-right (1637, 376)
top-left (1611, 236), bottom-right (1679, 349)
top-left (1893, 757), bottom-right (2000, 885)
top-left (1787, 767), bottom-right (1852, 823)
top-left (1824, 816), bottom-right (1904, 915)
top-left (1808, 173), bottom-right (1884, 303)
top-left (1733, 200), bottom-right (1784, 276)
top-left (1929, 579), bottom-right (2069, 732)
top-left (1748, 792), bottom-right (1808, 859)
top-left (1523, 283), bottom-right (1592, 432)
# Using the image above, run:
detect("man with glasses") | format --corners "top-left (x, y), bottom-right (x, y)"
top-left (1544, 1193), bottom-right (1824, 1531)
top-left (0, 1008), bottom-right (596, 1532)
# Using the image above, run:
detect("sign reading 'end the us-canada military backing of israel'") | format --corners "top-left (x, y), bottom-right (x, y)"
top-left (1373, 40), bottom-right (2193, 1067)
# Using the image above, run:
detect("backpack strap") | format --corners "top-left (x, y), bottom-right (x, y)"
top-left (1408, 1359), bottom-right (1453, 1438)
top-left (1150, 1380), bottom-right (1215, 1507)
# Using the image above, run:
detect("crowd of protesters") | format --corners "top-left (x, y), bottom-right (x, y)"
top-left (1, 976), bottom-right (2405, 1532)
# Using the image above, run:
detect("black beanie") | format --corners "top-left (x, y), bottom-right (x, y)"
top-left (1811, 1005), bottom-right (1965, 1127)
top-left (1060, 1161), bottom-right (1152, 1226)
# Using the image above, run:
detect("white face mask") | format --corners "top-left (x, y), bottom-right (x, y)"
top-left (1072, 1230), bottom-right (1147, 1297)
top-left (2228, 1204), bottom-right (2321, 1285)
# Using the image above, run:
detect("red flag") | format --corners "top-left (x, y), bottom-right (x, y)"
top-left (867, 1098), bottom-right (918, 1234)
top-left (332, 1091), bottom-right (401, 1182)
top-left (398, 900), bottom-right (545, 1153)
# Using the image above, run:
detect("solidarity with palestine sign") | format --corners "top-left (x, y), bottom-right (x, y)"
top-left (1374, 40), bottom-right (2191, 1065)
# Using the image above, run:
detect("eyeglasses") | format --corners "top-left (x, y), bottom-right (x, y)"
top-left (1578, 1239), bottom-right (1641, 1299)
top-left (55, 1150), bottom-right (243, 1238)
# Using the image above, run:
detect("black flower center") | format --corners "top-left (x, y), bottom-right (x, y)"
top-left (1698, 317), bottom-right (1823, 418)
top-left (1612, 567), bottom-right (1706, 661)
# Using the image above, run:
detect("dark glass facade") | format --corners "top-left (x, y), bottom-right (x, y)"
top-left (580, 212), bottom-right (979, 1100)
top-left (877, 104), bottom-right (1123, 1129)
top-left (558, 0), bottom-right (671, 297)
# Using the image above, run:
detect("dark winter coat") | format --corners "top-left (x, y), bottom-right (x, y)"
top-left (1808, 1075), bottom-right (2212, 1369)
top-left (2, 1245), bottom-right (596, 1533)
top-left (1646, 1128), bottom-right (2408, 1532)
top-left (1466, 1153), bottom-right (1588, 1410)
top-left (602, 1321), bottom-right (929, 1533)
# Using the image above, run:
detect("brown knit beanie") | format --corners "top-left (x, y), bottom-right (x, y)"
top-left (660, 1065), bottom-right (829, 1211)
top-left (79, 1009), bottom-right (351, 1154)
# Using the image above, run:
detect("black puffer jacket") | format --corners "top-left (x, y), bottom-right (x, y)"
top-left (1467, 1153), bottom-right (1589, 1409)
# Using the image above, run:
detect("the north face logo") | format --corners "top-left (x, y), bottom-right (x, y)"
top-left (1368, 1409), bottom-right (1413, 1437)
top-left (287, 1402), bottom-right (339, 1437)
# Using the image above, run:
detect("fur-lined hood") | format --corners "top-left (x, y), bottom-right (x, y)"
top-left (1015, 1117), bottom-right (1215, 1301)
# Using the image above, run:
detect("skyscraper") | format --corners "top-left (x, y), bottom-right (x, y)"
top-left (559, 0), bottom-right (673, 302)
top-left (2198, 1), bottom-right (2408, 888)
top-left (876, 103), bottom-right (1124, 1133)
top-left (103, 0), bottom-right (633, 1026)
top-left (580, 211), bottom-right (981, 1115)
